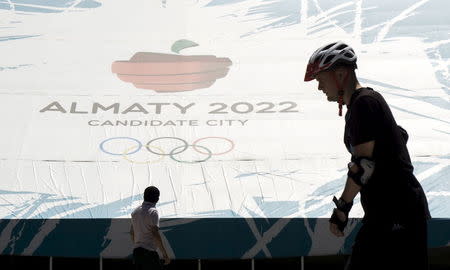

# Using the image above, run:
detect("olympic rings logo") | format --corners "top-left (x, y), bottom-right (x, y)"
top-left (99, 136), bottom-right (235, 164)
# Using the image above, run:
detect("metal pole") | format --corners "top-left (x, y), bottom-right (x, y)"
top-left (99, 256), bottom-right (103, 270)
top-left (251, 259), bottom-right (255, 270)
top-left (301, 256), bottom-right (304, 270)
top-left (49, 256), bottom-right (53, 270)
top-left (198, 259), bottom-right (201, 270)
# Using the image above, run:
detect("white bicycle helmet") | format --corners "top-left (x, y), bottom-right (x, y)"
top-left (304, 41), bottom-right (357, 81)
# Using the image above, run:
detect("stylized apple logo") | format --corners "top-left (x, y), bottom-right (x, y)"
top-left (111, 40), bottom-right (232, 92)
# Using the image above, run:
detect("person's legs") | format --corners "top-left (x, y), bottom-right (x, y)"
top-left (345, 223), bottom-right (396, 270)
top-left (148, 251), bottom-right (163, 270)
top-left (133, 248), bottom-right (145, 270)
top-left (346, 220), bottom-right (429, 270)
top-left (345, 223), bottom-right (380, 270)
top-left (133, 247), bottom-right (162, 270)
top-left (390, 220), bottom-right (428, 270)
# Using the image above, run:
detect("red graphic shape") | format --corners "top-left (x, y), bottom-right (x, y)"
top-left (112, 52), bottom-right (232, 92)
top-left (117, 69), bottom-right (229, 84)
top-left (133, 81), bottom-right (215, 92)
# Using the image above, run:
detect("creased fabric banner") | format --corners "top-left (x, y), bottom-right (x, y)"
top-left (0, 0), bottom-right (449, 258)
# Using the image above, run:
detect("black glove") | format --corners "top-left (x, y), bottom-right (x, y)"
top-left (329, 196), bottom-right (353, 233)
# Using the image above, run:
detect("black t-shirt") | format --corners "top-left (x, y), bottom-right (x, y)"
top-left (344, 88), bottom-right (431, 224)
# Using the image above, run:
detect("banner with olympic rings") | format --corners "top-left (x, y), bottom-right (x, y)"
top-left (1, 0), bottom-right (450, 259)
top-left (99, 136), bottom-right (235, 164)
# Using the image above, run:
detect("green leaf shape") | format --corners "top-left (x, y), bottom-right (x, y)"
top-left (171, 39), bottom-right (199, 54)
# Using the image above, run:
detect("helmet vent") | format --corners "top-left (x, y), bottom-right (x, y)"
top-left (323, 55), bottom-right (334, 65)
top-left (323, 44), bottom-right (334, 50)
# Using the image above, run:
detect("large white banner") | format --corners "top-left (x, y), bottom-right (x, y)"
top-left (0, 0), bottom-right (449, 258)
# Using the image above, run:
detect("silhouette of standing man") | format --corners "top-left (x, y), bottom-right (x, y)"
top-left (131, 186), bottom-right (170, 270)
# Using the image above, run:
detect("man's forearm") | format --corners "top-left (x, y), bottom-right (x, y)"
top-left (341, 176), bottom-right (361, 203)
top-left (153, 232), bottom-right (169, 257)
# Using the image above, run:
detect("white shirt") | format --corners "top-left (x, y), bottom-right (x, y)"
top-left (131, 201), bottom-right (160, 252)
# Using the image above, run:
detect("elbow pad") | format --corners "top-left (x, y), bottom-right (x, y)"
top-left (347, 156), bottom-right (375, 186)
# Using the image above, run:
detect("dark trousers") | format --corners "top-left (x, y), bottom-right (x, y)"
top-left (133, 247), bottom-right (162, 270)
top-left (345, 220), bottom-right (428, 270)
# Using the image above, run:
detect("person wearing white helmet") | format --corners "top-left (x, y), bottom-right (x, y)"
top-left (304, 41), bottom-right (358, 116)
top-left (304, 41), bottom-right (430, 270)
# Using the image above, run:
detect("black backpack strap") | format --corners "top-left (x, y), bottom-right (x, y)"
top-left (397, 125), bottom-right (409, 143)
